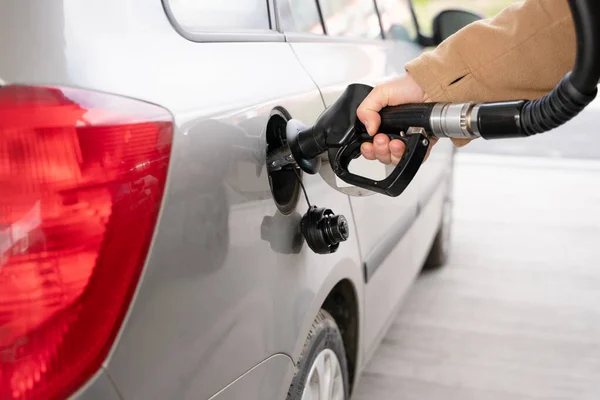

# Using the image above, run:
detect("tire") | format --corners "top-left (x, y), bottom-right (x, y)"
top-left (287, 310), bottom-right (349, 400)
top-left (424, 173), bottom-right (453, 270)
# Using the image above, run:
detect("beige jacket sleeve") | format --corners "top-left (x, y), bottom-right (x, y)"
top-left (406, 0), bottom-right (576, 105)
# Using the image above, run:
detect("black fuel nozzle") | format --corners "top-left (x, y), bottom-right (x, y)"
top-left (287, 84), bottom-right (431, 197)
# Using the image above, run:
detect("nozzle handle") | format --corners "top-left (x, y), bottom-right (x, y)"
top-left (332, 132), bottom-right (430, 197)
top-left (379, 103), bottom-right (435, 134)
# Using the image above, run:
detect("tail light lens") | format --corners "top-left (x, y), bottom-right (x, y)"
top-left (0, 85), bottom-right (173, 400)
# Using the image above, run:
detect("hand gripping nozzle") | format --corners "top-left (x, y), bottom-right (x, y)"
top-left (286, 84), bottom-right (431, 197)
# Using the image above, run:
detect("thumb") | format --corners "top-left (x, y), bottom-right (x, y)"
top-left (356, 85), bottom-right (388, 136)
top-left (357, 74), bottom-right (426, 136)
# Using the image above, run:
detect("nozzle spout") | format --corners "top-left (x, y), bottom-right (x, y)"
top-left (286, 119), bottom-right (322, 174)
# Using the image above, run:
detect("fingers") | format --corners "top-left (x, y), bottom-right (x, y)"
top-left (389, 139), bottom-right (406, 166)
top-left (361, 142), bottom-right (376, 160)
top-left (361, 137), bottom-right (407, 165)
top-left (356, 73), bottom-right (432, 166)
top-left (374, 134), bottom-right (391, 164)
top-left (362, 135), bottom-right (438, 166)
top-left (356, 85), bottom-right (388, 136)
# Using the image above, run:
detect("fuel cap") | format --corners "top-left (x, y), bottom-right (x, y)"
top-left (301, 206), bottom-right (349, 254)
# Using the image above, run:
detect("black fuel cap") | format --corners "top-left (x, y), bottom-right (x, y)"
top-left (301, 206), bottom-right (349, 254)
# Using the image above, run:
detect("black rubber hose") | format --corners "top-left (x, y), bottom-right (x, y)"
top-left (518, 0), bottom-right (600, 136)
top-left (520, 73), bottom-right (596, 136)
top-left (566, 0), bottom-right (600, 95)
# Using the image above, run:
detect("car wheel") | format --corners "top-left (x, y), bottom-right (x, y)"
top-left (287, 310), bottom-right (349, 400)
top-left (424, 174), bottom-right (453, 269)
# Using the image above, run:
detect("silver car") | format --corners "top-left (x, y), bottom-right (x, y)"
top-left (0, 1), bottom-right (478, 399)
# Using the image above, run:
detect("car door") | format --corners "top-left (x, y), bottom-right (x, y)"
top-left (379, 0), bottom-right (456, 263)
top-left (278, 0), bottom-right (425, 356)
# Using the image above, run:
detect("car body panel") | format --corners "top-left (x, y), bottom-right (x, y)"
top-left (207, 354), bottom-right (294, 400)
top-left (70, 369), bottom-right (122, 400)
top-left (0, 0), bottom-right (452, 399)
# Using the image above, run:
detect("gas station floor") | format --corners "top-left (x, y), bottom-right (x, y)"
top-left (353, 153), bottom-right (600, 400)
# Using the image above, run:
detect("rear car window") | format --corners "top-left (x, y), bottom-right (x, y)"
top-left (319, 0), bottom-right (382, 39)
top-left (278, 0), bottom-right (325, 34)
top-left (166, 0), bottom-right (271, 32)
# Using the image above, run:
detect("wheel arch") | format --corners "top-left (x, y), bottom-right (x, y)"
top-left (321, 279), bottom-right (360, 392)
top-left (288, 260), bottom-right (364, 397)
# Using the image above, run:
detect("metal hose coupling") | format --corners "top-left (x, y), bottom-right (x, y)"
top-left (429, 102), bottom-right (481, 140)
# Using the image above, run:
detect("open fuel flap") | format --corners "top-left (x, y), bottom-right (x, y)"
top-left (264, 109), bottom-right (350, 255)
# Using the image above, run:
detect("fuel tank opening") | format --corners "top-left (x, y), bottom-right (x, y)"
top-left (265, 109), bottom-right (301, 214)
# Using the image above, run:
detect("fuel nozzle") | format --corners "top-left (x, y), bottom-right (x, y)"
top-left (286, 84), bottom-right (430, 197)
top-left (285, 119), bottom-right (322, 175)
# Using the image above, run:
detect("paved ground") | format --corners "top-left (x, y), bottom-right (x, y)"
top-left (353, 122), bottom-right (600, 400)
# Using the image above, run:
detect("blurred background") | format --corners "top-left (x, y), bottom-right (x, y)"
top-left (414, 0), bottom-right (518, 33)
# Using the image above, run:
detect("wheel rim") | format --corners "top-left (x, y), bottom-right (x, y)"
top-left (301, 348), bottom-right (344, 400)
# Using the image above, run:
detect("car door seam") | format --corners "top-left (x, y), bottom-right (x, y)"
top-left (206, 353), bottom-right (294, 400)
top-left (347, 197), bottom-right (364, 268)
top-left (285, 42), bottom-right (327, 107)
top-left (102, 367), bottom-right (126, 400)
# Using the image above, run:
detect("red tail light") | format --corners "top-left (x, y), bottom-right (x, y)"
top-left (0, 85), bottom-right (173, 400)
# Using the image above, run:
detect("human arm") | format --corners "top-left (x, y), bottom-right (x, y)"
top-left (358, 0), bottom-right (576, 164)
